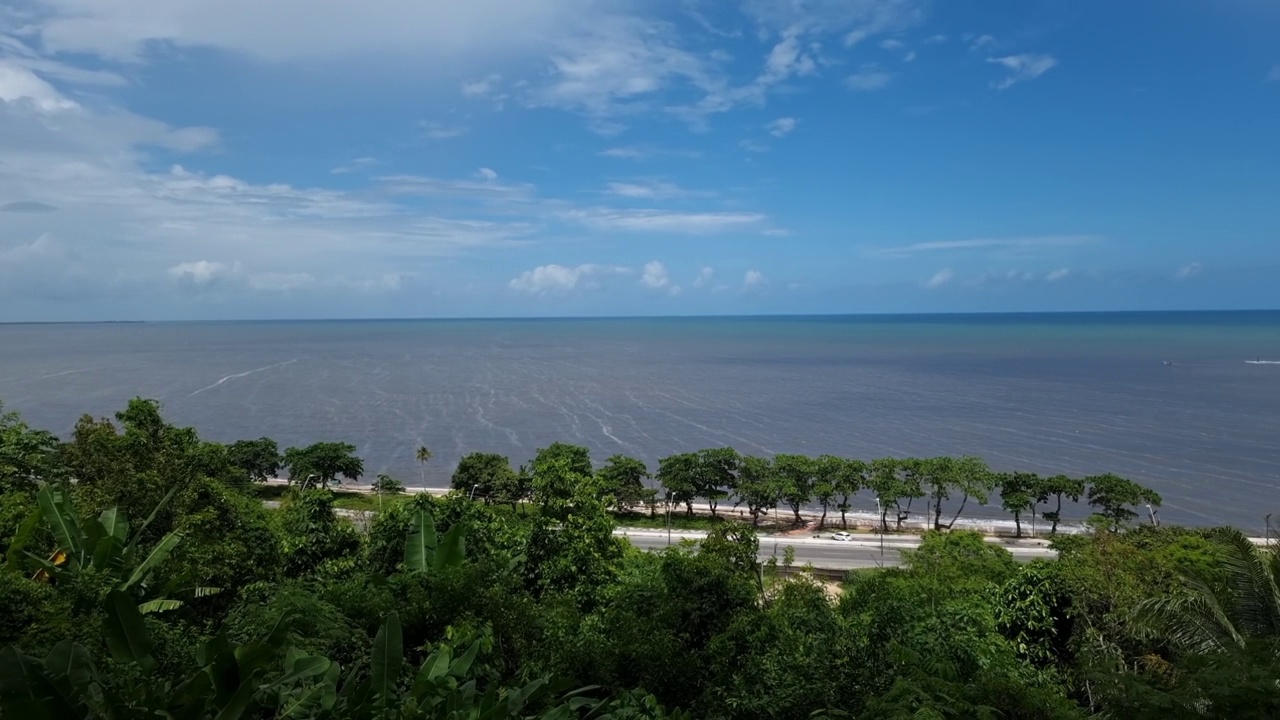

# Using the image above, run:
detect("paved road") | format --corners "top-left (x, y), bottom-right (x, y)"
top-left (616, 529), bottom-right (1057, 571)
top-left (620, 531), bottom-right (901, 569)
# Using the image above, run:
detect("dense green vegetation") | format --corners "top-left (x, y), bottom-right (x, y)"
top-left (1, 397), bottom-right (1277, 718)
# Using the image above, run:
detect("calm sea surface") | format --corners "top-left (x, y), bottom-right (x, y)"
top-left (2, 313), bottom-right (1278, 528)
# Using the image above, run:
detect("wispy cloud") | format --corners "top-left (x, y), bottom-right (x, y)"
top-left (330, 157), bottom-right (379, 175)
top-left (462, 74), bottom-right (502, 97)
top-left (1045, 267), bottom-right (1071, 282)
top-left (599, 147), bottom-right (648, 160)
top-left (988, 54), bottom-right (1058, 90)
top-left (740, 139), bottom-right (769, 154)
top-left (422, 123), bottom-right (469, 139)
top-left (875, 235), bottom-right (1100, 257)
top-left (744, 269), bottom-right (767, 288)
top-left (692, 266), bottom-right (715, 289)
top-left (923, 268), bottom-right (954, 289)
top-left (563, 208), bottom-right (765, 233)
top-left (604, 180), bottom-right (699, 200)
top-left (1268, 66), bottom-right (1280, 83)
top-left (509, 263), bottom-right (630, 294)
top-left (846, 69), bottom-right (892, 92)
top-left (767, 117), bottom-right (798, 137)
top-left (1175, 261), bottom-right (1203, 280)
top-left (967, 34), bottom-right (996, 51)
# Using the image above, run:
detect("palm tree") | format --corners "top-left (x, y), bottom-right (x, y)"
top-left (415, 445), bottom-right (433, 485)
top-left (1133, 528), bottom-right (1280, 655)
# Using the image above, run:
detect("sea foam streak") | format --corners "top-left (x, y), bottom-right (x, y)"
top-left (1245, 360), bottom-right (1280, 365)
top-left (188, 359), bottom-right (298, 396)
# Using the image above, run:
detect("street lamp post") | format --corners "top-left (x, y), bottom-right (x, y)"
top-left (469, 484), bottom-right (479, 501)
top-left (874, 497), bottom-right (884, 560)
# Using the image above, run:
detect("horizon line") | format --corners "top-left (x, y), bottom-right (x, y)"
top-left (3, 308), bottom-right (1279, 326)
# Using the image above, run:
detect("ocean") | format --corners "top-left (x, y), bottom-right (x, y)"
top-left (1, 312), bottom-right (1278, 528)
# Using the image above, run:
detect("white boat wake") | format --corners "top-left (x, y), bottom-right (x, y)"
top-left (1246, 360), bottom-right (1280, 365)
top-left (188, 359), bottom-right (298, 396)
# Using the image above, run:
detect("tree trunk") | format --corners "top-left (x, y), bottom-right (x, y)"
top-left (791, 503), bottom-right (803, 525)
top-left (709, 498), bottom-right (718, 517)
top-left (685, 501), bottom-right (693, 517)
top-left (1052, 495), bottom-right (1063, 534)
top-left (880, 507), bottom-right (890, 533)
top-left (933, 494), bottom-right (944, 531)
top-left (1014, 511), bottom-right (1023, 538)
top-left (946, 493), bottom-right (970, 530)
top-left (818, 502), bottom-right (828, 530)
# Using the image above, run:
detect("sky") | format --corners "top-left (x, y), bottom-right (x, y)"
top-left (0, 0), bottom-right (1277, 321)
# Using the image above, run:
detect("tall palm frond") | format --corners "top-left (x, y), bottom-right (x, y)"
top-left (1133, 528), bottom-right (1280, 655)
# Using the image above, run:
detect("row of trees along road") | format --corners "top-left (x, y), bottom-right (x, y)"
top-left (443, 443), bottom-right (1163, 537)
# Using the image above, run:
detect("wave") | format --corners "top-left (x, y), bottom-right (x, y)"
top-left (188, 359), bottom-right (298, 396)
top-left (1245, 360), bottom-right (1280, 365)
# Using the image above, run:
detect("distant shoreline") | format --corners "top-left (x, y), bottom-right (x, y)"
top-left (3, 308), bottom-right (1279, 327)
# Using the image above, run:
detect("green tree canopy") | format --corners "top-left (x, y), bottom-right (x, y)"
top-left (1086, 473), bottom-right (1162, 531)
top-left (282, 442), bottom-right (363, 489)
top-left (226, 437), bottom-right (281, 483)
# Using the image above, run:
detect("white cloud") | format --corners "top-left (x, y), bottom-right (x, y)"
top-left (640, 260), bottom-right (680, 295)
top-left (744, 269), bottom-right (766, 288)
top-left (692, 266), bottom-right (714, 288)
top-left (563, 208), bottom-right (765, 233)
top-left (0, 62), bottom-right (79, 112)
top-left (599, 146), bottom-right (647, 159)
top-left (902, 50), bottom-right (916, 62)
top-left (604, 180), bottom-right (695, 200)
top-left (923, 268), bottom-right (954, 289)
top-left (846, 69), bottom-right (892, 91)
top-left (462, 74), bottom-right (502, 97)
top-left (767, 116), bottom-right (798, 137)
top-left (1175, 262), bottom-right (1203, 280)
top-left (476, 167), bottom-right (499, 181)
top-left (329, 156), bottom-right (379, 174)
top-left (924, 34), bottom-right (947, 45)
top-left (762, 228), bottom-right (792, 237)
top-left (422, 124), bottom-right (469, 139)
top-left (880, 39), bottom-right (905, 51)
top-left (876, 235), bottom-right (1100, 256)
top-left (988, 54), bottom-right (1058, 90)
top-left (508, 263), bottom-right (629, 294)
top-left (26, 0), bottom-right (589, 64)
top-left (167, 260), bottom-right (236, 286)
top-left (739, 139), bottom-right (769, 154)
top-left (1045, 267), bottom-right (1071, 282)
top-left (967, 34), bottom-right (996, 51)
top-left (1268, 66), bottom-right (1280, 83)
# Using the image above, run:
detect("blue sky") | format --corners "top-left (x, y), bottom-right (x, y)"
top-left (0, 0), bottom-right (1277, 321)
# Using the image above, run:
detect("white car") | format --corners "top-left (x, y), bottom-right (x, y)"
top-left (831, 531), bottom-right (853, 542)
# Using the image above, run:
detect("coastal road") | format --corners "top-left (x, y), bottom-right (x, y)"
top-left (615, 529), bottom-right (1058, 571)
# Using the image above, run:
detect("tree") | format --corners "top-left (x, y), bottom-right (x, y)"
top-left (0, 402), bottom-right (62, 493)
top-left (371, 474), bottom-right (404, 509)
top-left (834, 458), bottom-right (866, 529)
top-left (226, 437), bottom-right (280, 483)
top-left (695, 448), bottom-right (738, 518)
top-left (1040, 474), bottom-right (1085, 534)
top-left (597, 455), bottom-right (651, 513)
top-left (1086, 473), bottom-right (1162, 531)
top-left (656, 453), bottom-right (700, 516)
top-left (941, 456), bottom-right (997, 530)
top-left (773, 454), bottom-right (816, 525)
top-left (450, 452), bottom-right (515, 502)
top-left (998, 472), bottom-right (1042, 538)
top-left (274, 489), bottom-right (361, 576)
top-left (868, 458), bottom-right (923, 532)
top-left (415, 445), bottom-right (432, 484)
top-left (734, 456), bottom-right (785, 526)
top-left (282, 442), bottom-right (363, 489)
top-left (811, 456), bottom-right (842, 530)
top-left (532, 442), bottom-right (593, 479)
top-left (1133, 527), bottom-right (1280, 655)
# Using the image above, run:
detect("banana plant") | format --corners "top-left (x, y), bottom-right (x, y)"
top-left (404, 510), bottom-right (466, 574)
top-left (13, 484), bottom-right (207, 613)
